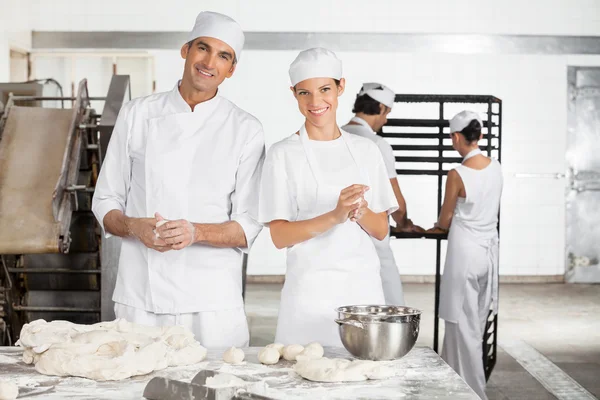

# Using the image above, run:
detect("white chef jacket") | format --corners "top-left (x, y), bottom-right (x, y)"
top-left (342, 117), bottom-right (397, 179)
top-left (92, 82), bottom-right (265, 314)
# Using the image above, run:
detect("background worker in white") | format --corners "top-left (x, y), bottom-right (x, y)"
top-left (342, 82), bottom-right (424, 306)
top-left (427, 111), bottom-right (503, 399)
top-left (259, 48), bottom-right (398, 347)
top-left (91, 11), bottom-right (265, 348)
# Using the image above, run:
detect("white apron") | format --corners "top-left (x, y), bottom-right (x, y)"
top-left (439, 220), bottom-right (499, 323)
top-left (439, 149), bottom-right (499, 323)
top-left (274, 125), bottom-right (386, 346)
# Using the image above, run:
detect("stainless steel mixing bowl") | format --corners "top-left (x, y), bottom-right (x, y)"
top-left (335, 305), bottom-right (422, 361)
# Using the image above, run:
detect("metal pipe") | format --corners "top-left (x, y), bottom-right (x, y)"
top-left (396, 170), bottom-right (448, 176)
top-left (395, 156), bottom-right (463, 163)
top-left (11, 305), bottom-right (100, 313)
top-left (1, 256), bottom-right (13, 291)
top-left (433, 101), bottom-right (444, 354)
top-left (65, 185), bottom-right (95, 193)
top-left (11, 96), bottom-right (106, 101)
top-left (8, 268), bottom-right (100, 274)
top-left (392, 144), bottom-right (497, 151)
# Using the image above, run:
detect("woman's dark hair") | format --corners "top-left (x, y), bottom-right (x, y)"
top-left (352, 94), bottom-right (383, 115)
top-left (460, 119), bottom-right (482, 143)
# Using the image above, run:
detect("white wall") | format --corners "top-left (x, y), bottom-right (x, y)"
top-left (0, 0), bottom-right (32, 81)
top-left (21, 0), bottom-right (600, 276)
top-left (27, 0), bottom-right (600, 35)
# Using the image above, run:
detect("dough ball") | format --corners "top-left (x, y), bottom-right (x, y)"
top-left (258, 347), bottom-right (281, 365)
top-left (265, 343), bottom-right (285, 356)
top-left (0, 380), bottom-right (18, 400)
top-left (223, 347), bottom-right (245, 364)
top-left (282, 344), bottom-right (304, 361)
top-left (299, 342), bottom-right (324, 359)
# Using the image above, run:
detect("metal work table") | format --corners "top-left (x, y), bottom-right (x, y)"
top-left (0, 346), bottom-right (478, 399)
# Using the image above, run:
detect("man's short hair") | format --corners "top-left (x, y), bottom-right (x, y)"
top-left (185, 39), bottom-right (238, 65)
top-left (352, 94), bottom-right (384, 115)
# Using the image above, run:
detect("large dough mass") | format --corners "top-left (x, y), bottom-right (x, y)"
top-left (16, 319), bottom-right (207, 381)
top-left (294, 356), bottom-right (396, 382)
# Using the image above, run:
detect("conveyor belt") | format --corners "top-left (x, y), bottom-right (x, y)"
top-left (0, 106), bottom-right (78, 254)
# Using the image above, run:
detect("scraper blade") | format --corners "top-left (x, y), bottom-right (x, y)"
top-left (142, 376), bottom-right (210, 400)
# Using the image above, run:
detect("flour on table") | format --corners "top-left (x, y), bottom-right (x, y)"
top-left (204, 373), bottom-right (249, 388)
top-left (16, 319), bottom-right (207, 381)
top-left (294, 356), bottom-right (397, 382)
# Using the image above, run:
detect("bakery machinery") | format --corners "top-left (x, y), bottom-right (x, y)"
top-left (0, 75), bottom-right (131, 346)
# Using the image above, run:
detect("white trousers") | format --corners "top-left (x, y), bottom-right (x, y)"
top-left (441, 260), bottom-right (492, 400)
top-left (114, 303), bottom-right (249, 348)
top-left (374, 233), bottom-right (405, 306)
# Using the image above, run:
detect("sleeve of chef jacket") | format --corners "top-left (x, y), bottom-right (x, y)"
top-left (367, 142), bottom-right (399, 215)
top-left (258, 145), bottom-right (297, 225)
top-left (91, 101), bottom-right (134, 238)
top-left (376, 139), bottom-right (398, 179)
top-left (230, 125), bottom-right (266, 252)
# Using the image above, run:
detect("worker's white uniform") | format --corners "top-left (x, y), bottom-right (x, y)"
top-left (440, 149), bottom-right (503, 400)
top-left (259, 125), bottom-right (398, 346)
top-left (342, 117), bottom-right (405, 305)
top-left (92, 83), bottom-right (265, 347)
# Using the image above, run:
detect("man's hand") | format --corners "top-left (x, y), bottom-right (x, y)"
top-left (155, 212), bottom-right (196, 250)
top-left (125, 217), bottom-right (171, 252)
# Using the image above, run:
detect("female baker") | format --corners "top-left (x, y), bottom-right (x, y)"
top-left (259, 48), bottom-right (398, 346)
top-left (427, 110), bottom-right (503, 400)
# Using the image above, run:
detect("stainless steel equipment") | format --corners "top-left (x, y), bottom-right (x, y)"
top-left (0, 76), bottom-right (131, 345)
top-left (566, 67), bottom-right (600, 283)
top-left (335, 305), bottom-right (421, 361)
top-left (143, 369), bottom-right (275, 400)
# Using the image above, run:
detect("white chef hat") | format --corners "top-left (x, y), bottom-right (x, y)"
top-left (186, 11), bottom-right (245, 61)
top-left (449, 110), bottom-right (483, 133)
top-left (289, 48), bottom-right (343, 87)
top-left (358, 82), bottom-right (395, 109)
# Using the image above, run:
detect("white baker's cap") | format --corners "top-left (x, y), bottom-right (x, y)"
top-left (186, 11), bottom-right (245, 61)
top-left (289, 48), bottom-right (342, 87)
top-left (358, 82), bottom-right (395, 109)
top-left (449, 110), bottom-right (483, 133)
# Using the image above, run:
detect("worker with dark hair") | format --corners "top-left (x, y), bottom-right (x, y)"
top-left (342, 83), bottom-right (423, 306)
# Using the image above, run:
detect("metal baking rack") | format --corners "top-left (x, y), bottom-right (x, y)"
top-left (380, 94), bottom-right (502, 380)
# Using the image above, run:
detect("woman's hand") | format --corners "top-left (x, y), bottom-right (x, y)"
top-left (332, 184), bottom-right (369, 224)
top-left (349, 198), bottom-right (368, 222)
top-left (426, 223), bottom-right (449, 234)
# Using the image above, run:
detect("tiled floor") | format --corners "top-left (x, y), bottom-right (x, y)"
top-left (244, 282), bottom-right (600, 399)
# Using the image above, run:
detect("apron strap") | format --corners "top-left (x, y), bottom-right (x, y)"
top-left (463, 148), bottom-right (482, 162)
